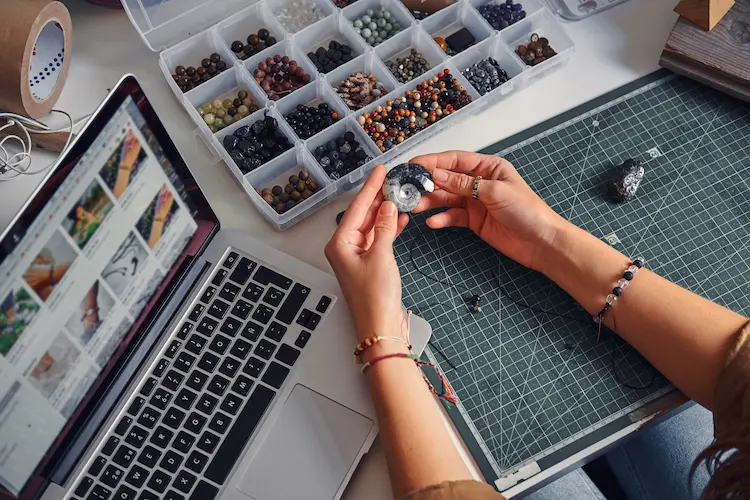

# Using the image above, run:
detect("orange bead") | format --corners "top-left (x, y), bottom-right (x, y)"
top-left (331, 112), bottom-right (339, 120)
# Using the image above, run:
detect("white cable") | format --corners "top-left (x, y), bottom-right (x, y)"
top-left (0, 109), bottom-right (88, 182)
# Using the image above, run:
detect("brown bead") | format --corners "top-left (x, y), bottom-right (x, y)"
top-left (197, 66), bottom-right (206, 75)
top-left (272, 185), bottom-right (283, 196)
top-left (233, 98), bottom-right (243, 108)
top-left (307, 179), bottom-right (318, 191)
top-left (298, 170), bottom-right (310, 181)
top-left (279, 193), bottom-right (290, 203)
top-left (542, 46), bottom-right (556, 57)
top-left (284, 184), bottom-right (295, 194)
top-left (296, 181), bottom-right (306, 192)
top-left (434, 36), bottom-right (448, 52)
top-left (186, 66), bottom-right (196, 76)
top-left (302, 189), bottom-right (313, 199)
top-left (261, 188), bottom-right (273, 197)
top-left (528, 41), bottom-right (541, 52)
top-left (275, 203), bottom-right (286, 214)
top-left (539, 37), bottom-right (550, 47)
top-left (249, 104), bottom-right (260, 113)
top-left (262, 193), bottom-right (274, 205)
top-left (290, 191), bottom-right (302, 201)
top-left (285, 200), bottom-right (296, 210)
top-left (289, 174), bottom-right (300, 185)
top-left (238, 90), bottom-right (249, 100)
top-left (517, 45), bottom-right (527, 55)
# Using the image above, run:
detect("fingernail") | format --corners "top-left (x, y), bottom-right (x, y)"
top-left (382, 201), bottom-right (397, 216)
top-left (433, 168), bottom-right (448, 181)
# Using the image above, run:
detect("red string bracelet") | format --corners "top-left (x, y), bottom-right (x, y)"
top-left (362, 352), bottom-right (458, 406)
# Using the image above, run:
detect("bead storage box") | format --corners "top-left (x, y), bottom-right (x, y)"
top-left (122, 0), bottom-right (574, 230)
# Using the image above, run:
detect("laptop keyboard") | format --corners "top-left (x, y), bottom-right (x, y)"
top-left (70, 250), bottom-right (332, 500)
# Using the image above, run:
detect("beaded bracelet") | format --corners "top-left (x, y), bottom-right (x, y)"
top-left (353, 335), bottom-right (412, 358)
top-left (593, 256), bottom-right (646, 324)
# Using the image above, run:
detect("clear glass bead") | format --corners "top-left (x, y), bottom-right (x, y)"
top-left (606, 294), bottom-right (617, 305)
top-left (617, 278), bottom-right (629, 290)
top-left (593, 314), bottom-right (602, 324)
top-left (627, 265), bottom-right (639, 274)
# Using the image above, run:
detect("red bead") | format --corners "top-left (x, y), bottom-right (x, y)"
top-left (443, 68), bottom-right (450, 75)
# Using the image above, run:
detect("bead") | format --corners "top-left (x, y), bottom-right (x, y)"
top-left (623, 271), bottom-right (634, 281)
top-left (605, 294), bottom-right (617, 305)
top-left (203, 113), bottom-right (216, 125)
top-left (612, 286), bottom-right (623, 296)
top-left (617, 278), bottom-right (629, 290)
top-left (627, 265), bottom-right (639, 274)
top-left (633, 257), bottom-right (645, 268)
top-left (212, 99), bottom-right (223, 109)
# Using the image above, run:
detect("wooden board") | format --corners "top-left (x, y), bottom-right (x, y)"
top-left (660, 0), bottom-right (750, 102)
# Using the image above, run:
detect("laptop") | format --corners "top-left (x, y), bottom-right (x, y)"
top-left (0, 75), bottom-right (431, 500)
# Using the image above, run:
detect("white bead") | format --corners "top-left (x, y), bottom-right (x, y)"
top-left (627, 265), bottom-right (639, 274)
top-left (593, 314), bottom-right (601, 324)
top-left (617, 279), bottom-right (629, 289)
top-left (606, 294), bottom-right (617, 305)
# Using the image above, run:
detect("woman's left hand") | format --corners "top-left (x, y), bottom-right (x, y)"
top-left (325, 165), bottom-right (410, 343)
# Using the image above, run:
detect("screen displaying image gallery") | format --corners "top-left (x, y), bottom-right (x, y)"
top-left (0, 97), bottom-right (198, 495)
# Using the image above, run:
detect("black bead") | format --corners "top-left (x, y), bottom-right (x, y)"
top-left (623, 271), bottom-right (633, 281)
top-left (223, 135), bottom-right (239, 151)
top-left (231, 41), bottom-right (244, 53)
top-left (613, 286), bottom-right (623, 296)
top-left (234, 125), bottom-right (251, 138)
top-left (633, 259), bottom-right (644, 268)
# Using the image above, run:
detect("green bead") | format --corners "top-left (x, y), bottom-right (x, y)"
top-left (366, 36), bottom-right (375, 45)
top-left (354, 26), bottom-right (361, 34)
top-left (377, 18), bottom-right (386, 27)
top-left (361, 14), bottom-right (371, 23)
top-left (361, 27), bottom-right (372, 37)
top-left (223, 114), bottom-right (234, 125)
top-left (197, 107), bottom-right (205, 116)
top-left (209, 123), bottom-right (218, 133)
top-left (385, 22), bottom-right (392, 31)
top-left (366, 8), bottom-right (373, 15)
top-left (383, 10), bottom-right (391, 19)
top-left (201, 102), bottom-right (213, 112)
top-left (354, 19), bottom-right (363, 28)
top-left (204, 112), bottom-right (216, 125)
top-left (368, 21), bottom-right (377, 30)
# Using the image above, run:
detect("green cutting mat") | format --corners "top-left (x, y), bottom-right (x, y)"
top-left (394, 70), bottom-right (750, 489)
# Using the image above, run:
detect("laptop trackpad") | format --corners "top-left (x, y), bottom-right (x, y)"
top-left (238, 384), bottom-right (374, 500)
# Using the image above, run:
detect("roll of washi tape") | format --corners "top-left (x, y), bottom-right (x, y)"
top-left (0, 0), bottom-right (72, 119)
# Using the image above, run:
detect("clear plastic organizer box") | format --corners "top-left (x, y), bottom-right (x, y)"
top-left (122, 0), bottom-right (574, 230)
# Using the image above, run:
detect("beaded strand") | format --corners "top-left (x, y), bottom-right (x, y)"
top-left (594, 256), bottom-right (646, 324)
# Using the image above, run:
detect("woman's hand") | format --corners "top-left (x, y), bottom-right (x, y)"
top-left (325, 165), bottom-right (409, 342)
top-left (412, 150), bottom-right (568, 271)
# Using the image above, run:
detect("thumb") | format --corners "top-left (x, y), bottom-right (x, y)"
top-left (432, 168), bottom-right (487, 200)
top-left (372, 201), bottom-right (398, 248)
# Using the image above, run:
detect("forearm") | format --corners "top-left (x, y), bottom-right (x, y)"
top-left (365, 344), bottom-right (473, 497)
top-left (541, 223), bottom-right (748, 409)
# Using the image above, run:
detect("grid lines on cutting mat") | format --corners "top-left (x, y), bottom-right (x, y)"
top-left (394, 74), bottom-right (749, 475)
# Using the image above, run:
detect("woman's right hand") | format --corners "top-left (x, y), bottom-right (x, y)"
top-left (411, 150), bottom-right (568, 272)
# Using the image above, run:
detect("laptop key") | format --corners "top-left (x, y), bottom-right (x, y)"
top-left (125, 425), bottom-right (148, 448)
top-left (165, 491), bottom-right (185, 500)
top-left (306, 311), bottom-right (321, 330)
top-left (208, 412), bottom-right (231, 434)
top-left (229, 339), bottom-right (252, 360)
top-left (173, 470), bottom-right (197, 493)
top-left (223, 251), bottom-right (239, 269)
top-left (89, 484), bottom-right (111, 500)
top-left (275, 283), bottom-right (310, 324)
top-left (113, 445), bottom-right (136, 467)
top-left (197, 431), bottom-right (220, 454)
top-left (164, 407), bottom-right (187, 429)
top-left (230, 299), bottom-right (252, 320)
top-left (152, 359), bottom-right (169, 378)
top-left (253, 266), bottom-right (292, 290)
top-left (212, 268), bottom-right (228, 286)
top-left (114, 416), bottom-right (132, 436)
top-left (196, 316), bottom-right (218, 336)
top-left (251, 304), bottom-right (274, 324)
top-left (114, 485), bottom-right (137, 500)
top-left (89, 456), bottom-right (107, 476)
top-left (188, 304), bottom-right (204, 322)
top-left (150, 426), bottom-right (173, 448)
top-left (126, 397), bottom-right (145, 416)
top-left (173, 351), bottom-right (196, 373)
top-left (185, 450), bottom-right (209, 474)
top-left (295, 331), bottom-right (311, 349)
top-left (159, 450), bottom-right (183, 473)
top-left (200, 286), bottom-right (216, 303)
top-left (172, 431), bottom-right (195, 453)
top-left (242, 282), bottom-right (263, 302)
top-left (189, 481), bottom-right (219, 500)
top-left (219, 282), bottom-right (240, 302)
top-left (175, 387), bottom-right (197, 410)
top-left (219, 316), bottom-right (241, 336)
top-left (137, 490), bottom-right (158, 500)
top-left (150, 387), bottom-right (172, 410)
top-left (139, 378), bottom-right (157, 397)
top-left (229, 257), bottom-right (256, 285)
top-left (102, 436), bottom-right (119, 456)
top-left (75, 477), bottom-right (94, 496)
top-left (254, 339), bottom-right (276, 360)
top-left (137, 445), bottom-right (161, 467)
top-left (165, 340), bottom-right (181, 359)
top-left (137, 407), bottom-right (160, 429)
top-left (185, 412), bottom-right (207, 434)
top-left (207, 299), bottom-right (229, 320)
top-left (242, 357), bottom-right (265, 378)
top-left (218, 357), bottom-right (240, 378)
top-left (162, 370), bottom-right (184, 391)
top-left (204, 385), bottom-right (275, 484)
top-left (208, 334), bottom-right (231, 355)
top-left (197, 352), bottom-right (220, 373)
top-left (101, 464), bottom-right (123, 488)
top-left (177, 321), bottom-right (193, 340)
top-left (125, 464), bottom-right (149, 488)
top-left (276, 344), bottom-right (301, 366)
top-left (262, 362), bottom-right (290, 389)
top-left (220, 392), bottom-right (242, 415)
top-left (241, 321), bottom-right (263, 342)
top-left (262, 287), bottom-right (285, 307)
top-left (231, 375), bottom-right (253, 396)
top-left (147, 469), bottom-right (170, 493)
top-left (196, 394), bottom-right (219, 415)
top-left (316, 296), bottom-right (332, 313)
top-left (185, 334), bottom-right (206, 355)
top-left (265, 321), bottom-right (287, 342)
top-left (186, 370), bottom-right (209, 391)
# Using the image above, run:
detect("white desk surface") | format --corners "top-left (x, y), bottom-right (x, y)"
top-left (0, 0), bottom-right (680, 497)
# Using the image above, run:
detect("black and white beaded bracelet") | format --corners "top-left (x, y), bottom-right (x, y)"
top-left (593, 257), bottom-right (646, 324)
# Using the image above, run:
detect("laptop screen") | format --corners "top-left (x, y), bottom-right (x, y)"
top-left (0, 96), bottom-right (198, 495)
